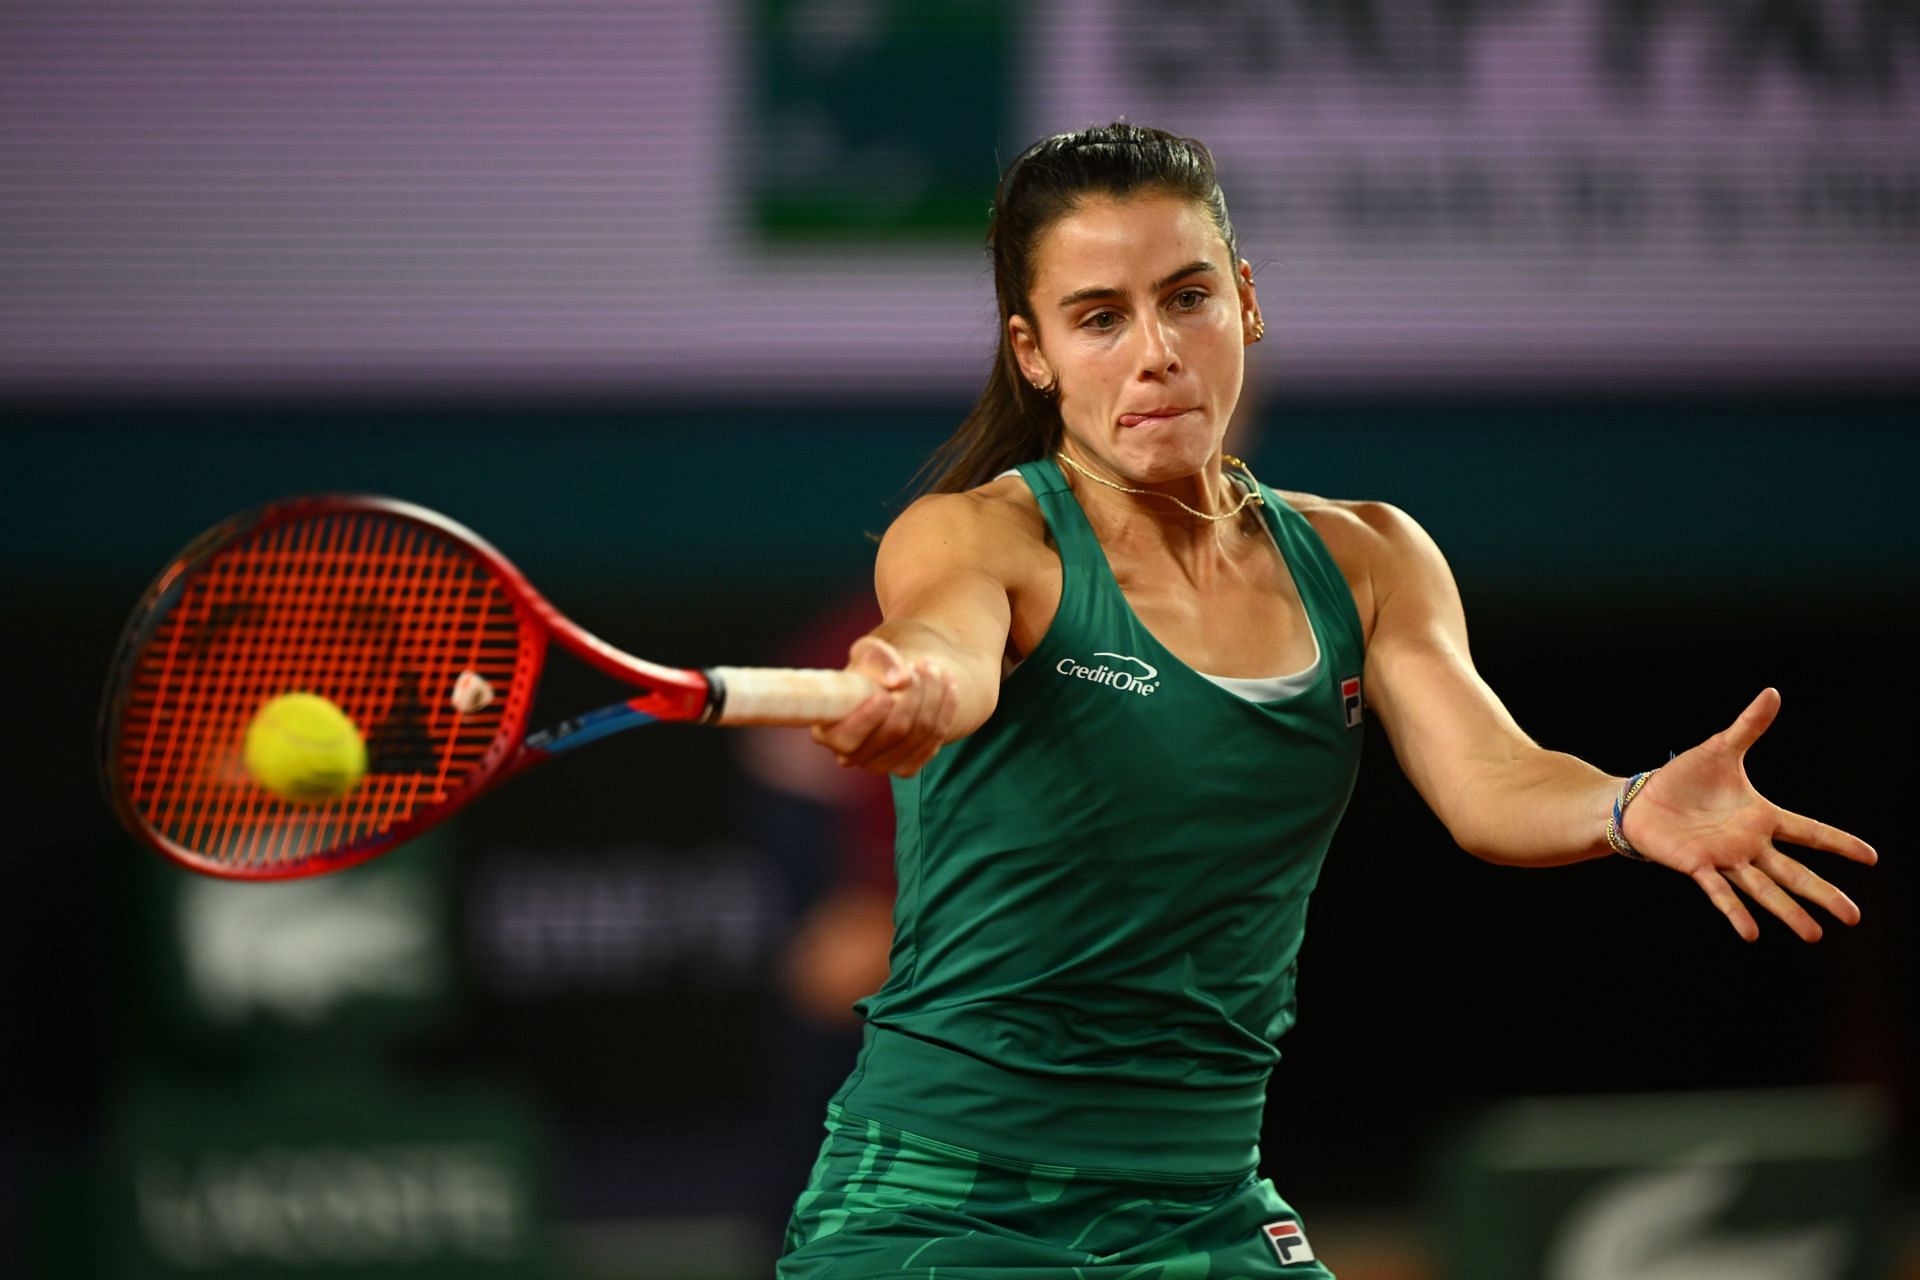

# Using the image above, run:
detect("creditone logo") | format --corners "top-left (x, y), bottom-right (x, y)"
top-left (1054, 651), bottom-right (1160, 696)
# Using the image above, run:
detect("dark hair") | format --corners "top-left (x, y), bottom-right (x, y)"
top-left (917, 121), bottom-right (1240, 495)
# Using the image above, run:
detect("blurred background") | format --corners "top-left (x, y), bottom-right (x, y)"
top-left (2, 1), bottom-right (1914, 1276)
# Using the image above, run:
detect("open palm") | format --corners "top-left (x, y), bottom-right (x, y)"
top-left (1620, 689), bottom-right (1878, 942)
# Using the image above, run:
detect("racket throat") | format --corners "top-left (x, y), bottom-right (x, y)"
top-left (525, 702), bottom-right (663, 754)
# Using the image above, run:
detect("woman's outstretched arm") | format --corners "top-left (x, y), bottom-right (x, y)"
top-left (810, 490), bottom-right (1024, 777)
top-left (1350, 500), bottom-right (1876, 941)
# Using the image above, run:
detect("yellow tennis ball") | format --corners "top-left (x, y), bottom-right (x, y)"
top-left (243, 692), bottom-right (367, 803)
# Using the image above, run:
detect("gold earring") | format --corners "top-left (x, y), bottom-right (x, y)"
top-left (1249, 315), bottom-right (1265, 343)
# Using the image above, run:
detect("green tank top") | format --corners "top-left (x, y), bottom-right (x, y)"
top-left (836, 458), bottom-right (1367, 1177)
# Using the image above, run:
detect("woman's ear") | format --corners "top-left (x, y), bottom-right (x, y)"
top-left (1238, 259), bottom-right (1263, 345)
top-left (1009, 314), bottom-right (1054, 392)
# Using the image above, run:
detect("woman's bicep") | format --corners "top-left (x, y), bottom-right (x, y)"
top-left (1357, 505), bottom-right (1535, 824)
top-left (869, 495), bottom-right (1019, 730)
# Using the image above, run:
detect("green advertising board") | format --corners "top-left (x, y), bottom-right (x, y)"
top-left (98, 1074), bottom-right (547, 1277)
top-left (1432, 1089), bottom-right (1893, 1280)
top-left (123, 830), bottom-right (460, 1061)
top-left (752, 0), bottom-right (1011, 239)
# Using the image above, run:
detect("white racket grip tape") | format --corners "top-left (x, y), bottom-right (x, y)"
top-left (707, 666), bottom-right (876, 726)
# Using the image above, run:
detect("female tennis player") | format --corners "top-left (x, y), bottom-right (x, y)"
top-left (776, 122), bottom-right (1876, 1278)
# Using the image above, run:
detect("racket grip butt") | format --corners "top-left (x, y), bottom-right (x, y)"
top-left (704, 666), bottom-right (874, 726)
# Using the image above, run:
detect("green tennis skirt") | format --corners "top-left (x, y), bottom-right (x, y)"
top-left (778, 1105), bottom-right (1334, 1279)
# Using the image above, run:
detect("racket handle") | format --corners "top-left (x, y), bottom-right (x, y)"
top-left (704, 666), bottom-right (876, 726)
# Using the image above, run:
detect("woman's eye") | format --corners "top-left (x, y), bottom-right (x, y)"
top-left (1174, 290), bottom-right (1205, 310)
top-left (1084, 311), bottom-right (1119, 331)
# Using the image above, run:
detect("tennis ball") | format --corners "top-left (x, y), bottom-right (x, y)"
top-left (243, 692), bottom-right (367, 803)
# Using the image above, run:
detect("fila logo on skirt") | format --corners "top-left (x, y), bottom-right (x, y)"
top-left (1340, 676), bottom-right (1363, 728)
top-left (1263, 1219), bottom-right (1317, 1265)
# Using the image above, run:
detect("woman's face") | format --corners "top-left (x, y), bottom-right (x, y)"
top-left (1010, 192), bottom-right (1259, 487)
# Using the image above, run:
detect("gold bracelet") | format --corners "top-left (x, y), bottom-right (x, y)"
top-left (1606, 769), bottom-right (1656, 861)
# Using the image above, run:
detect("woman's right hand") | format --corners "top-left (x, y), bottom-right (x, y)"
top-left (811, 634), bottom-right (960, 777)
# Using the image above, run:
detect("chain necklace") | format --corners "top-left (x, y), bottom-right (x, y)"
top-left (1054, 450), bottom-right (1265, 523)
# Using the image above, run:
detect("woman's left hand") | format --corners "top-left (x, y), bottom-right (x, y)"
top-left (1619, 688), bottom-right (1878, 942)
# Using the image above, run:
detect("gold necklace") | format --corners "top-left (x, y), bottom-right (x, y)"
top-left (1054, 450), bottom-right (1265, 523)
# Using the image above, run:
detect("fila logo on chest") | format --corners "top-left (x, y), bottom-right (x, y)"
top-left (1341, 676), bottom-right (1363, 727)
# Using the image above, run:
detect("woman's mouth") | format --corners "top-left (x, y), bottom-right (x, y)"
top-left (1117, 408), bottom-right (1196, 428)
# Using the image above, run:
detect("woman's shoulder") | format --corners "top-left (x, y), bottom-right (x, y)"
top-left (1268, 488), bottom-right (1424, 554)
top-left (894, 472), bottom-right (1046, 534)
top-left (1265, 490), bottom-right (1437, 639)
top-left (971, 469), bottom-right (1050, 523)
top-left (880, 473), bottom-right (1052, 575)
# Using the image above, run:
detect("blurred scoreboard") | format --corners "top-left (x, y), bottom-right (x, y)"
top-left (0, 0), bottom-right (1912, 396)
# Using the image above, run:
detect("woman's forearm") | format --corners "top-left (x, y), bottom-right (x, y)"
top-left (1445, 746), bottom-right (1623, 868)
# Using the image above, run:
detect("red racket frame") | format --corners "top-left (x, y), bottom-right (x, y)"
top-left (100, 494), bottom-right (730, 880)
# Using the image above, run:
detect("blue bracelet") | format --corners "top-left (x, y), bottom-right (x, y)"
top-left (1607, 769), bottom-right (1657, 861)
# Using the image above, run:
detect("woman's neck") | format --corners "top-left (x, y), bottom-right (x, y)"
top-left (1060, 458), bottom-right (1266, 569)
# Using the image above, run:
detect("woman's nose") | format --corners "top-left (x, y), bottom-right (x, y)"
top-left (1135, 315), bottom-right (1179, 378)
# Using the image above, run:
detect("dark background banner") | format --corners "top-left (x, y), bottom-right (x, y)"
top-left (7, 397), bottom-right (1912, 1276)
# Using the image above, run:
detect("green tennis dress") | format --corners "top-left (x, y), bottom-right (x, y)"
top-left (779, 458), bottom-right (1367, 1278)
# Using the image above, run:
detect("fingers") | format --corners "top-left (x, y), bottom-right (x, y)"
top-left (810, 657), bottom-right (955, 777)
top-left (810, 686), bottom-right (897, 757)
top-left (860, 662), bottom-right (956, 776)
top-left (1721, 687), bottom-right (1781, 754)
top-left (847, 634), bottom-right (911, 689)
top-left (1774, 805), bottom-right (1878, 865)
top-left (1693, 868), bottom-right (1760, 943)
top-left (1726, 862), bottom-right (1823, 943)
top-left (1691, 850), bottom-right (1865, 944)
top-left (1757, 847), bottom-right (1862, 928)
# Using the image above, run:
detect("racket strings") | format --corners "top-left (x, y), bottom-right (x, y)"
top-left (116, 512), bottom-right (537, 872)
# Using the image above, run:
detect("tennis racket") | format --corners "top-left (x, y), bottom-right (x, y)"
top-left (99, 494), bottom-right (873, 881)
